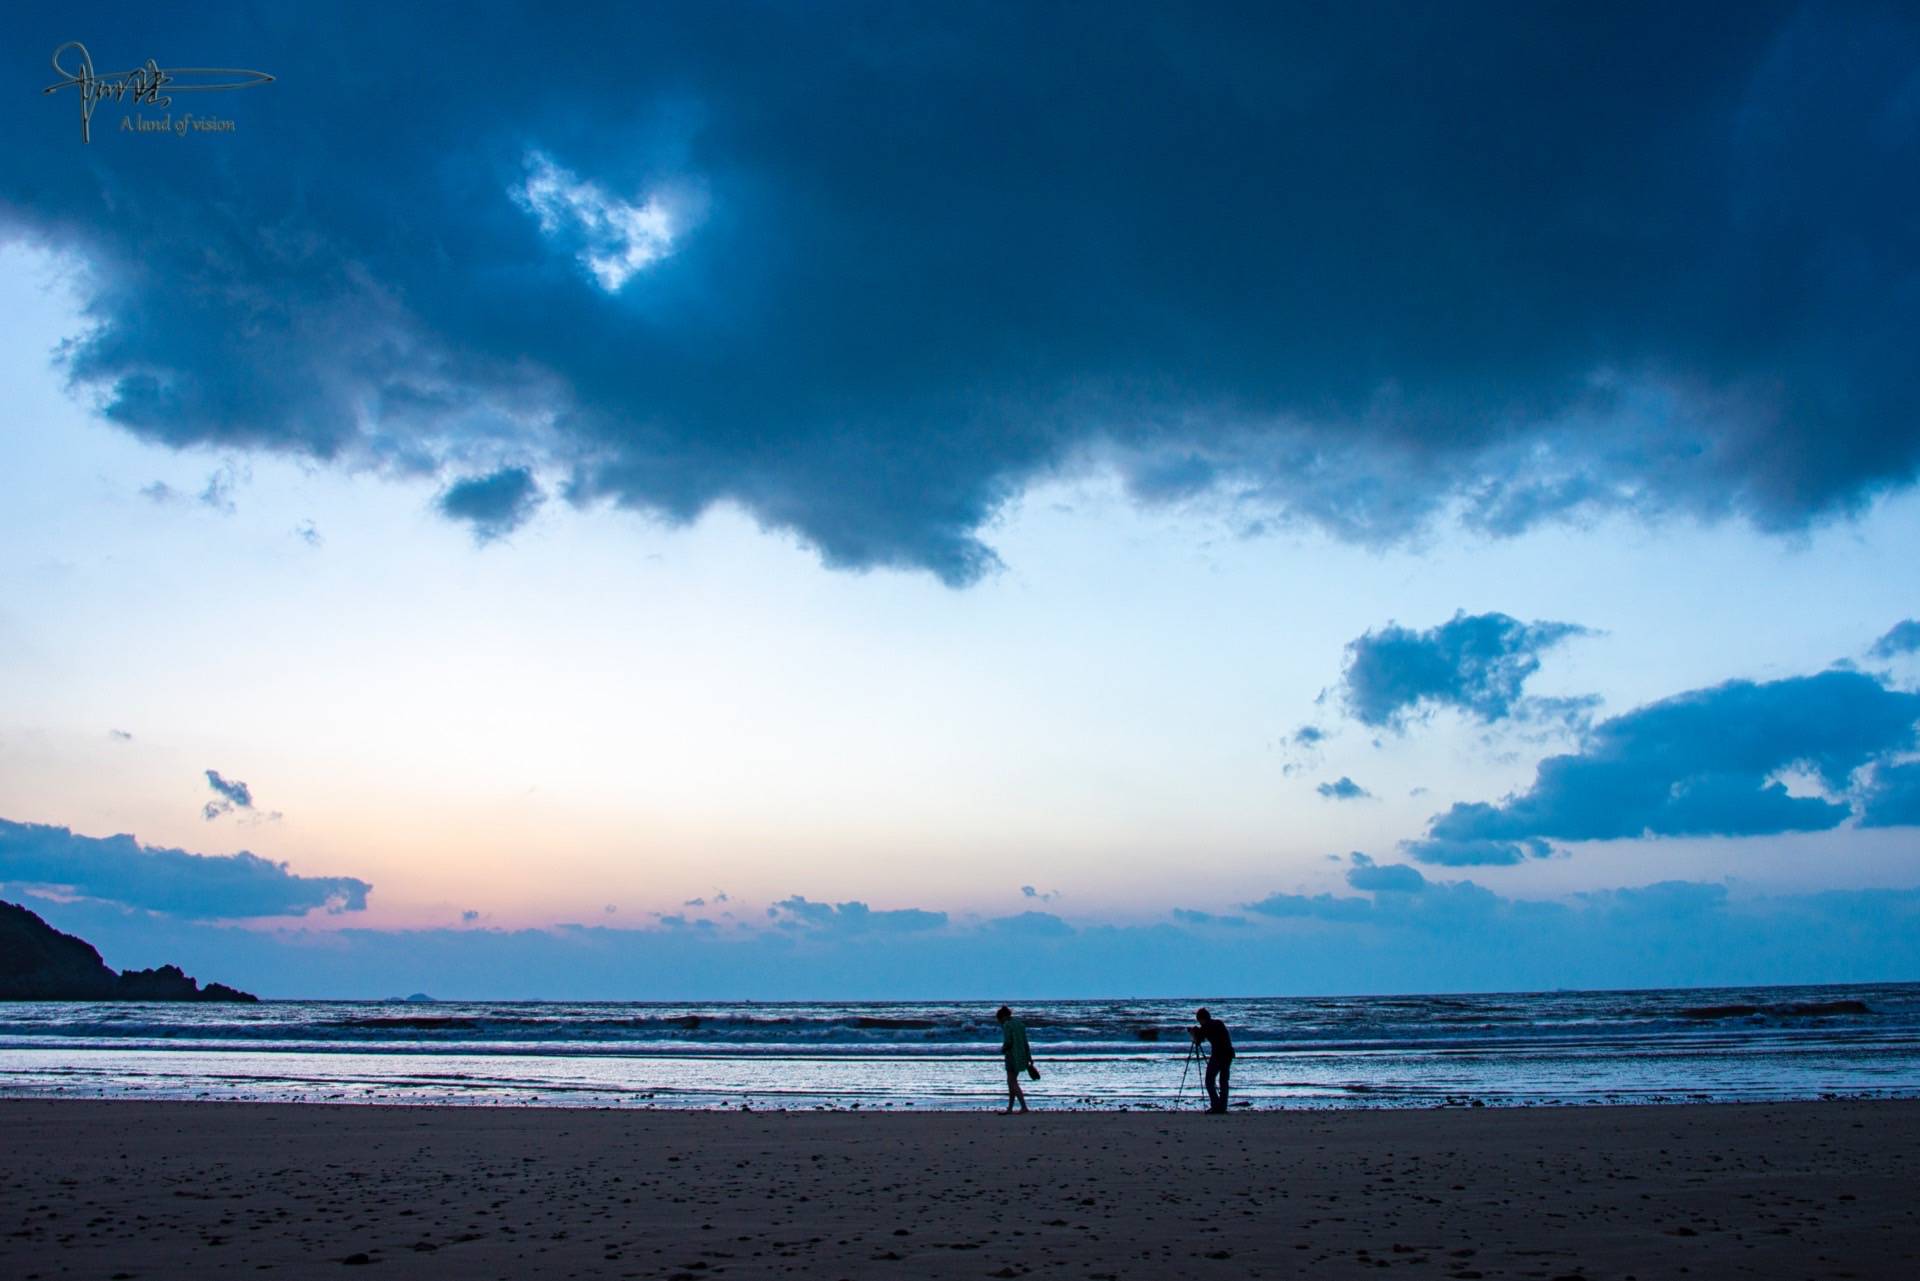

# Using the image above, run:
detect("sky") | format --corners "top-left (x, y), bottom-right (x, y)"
top-left (1, 2), bottom-right (1917, 999)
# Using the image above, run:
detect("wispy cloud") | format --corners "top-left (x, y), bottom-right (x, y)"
top-left (202, 769), bottom-right (254, 822)
top-left (514, 150), bottom-right (685, 292)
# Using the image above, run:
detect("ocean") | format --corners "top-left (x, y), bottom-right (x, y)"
top-left (2, 981), bottom-right (1917, 1110)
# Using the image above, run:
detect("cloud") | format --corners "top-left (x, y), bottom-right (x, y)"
top-left (1242, 889), bottom-right (1375, 922)
top-left (1281, 724), bottom-right (1329, 777)
top-left (294, 520), bottom-right (323, 547)
top-left (0, 818), bottom-right (370, 919)
top-left (205, 771), bottom-right (253, 808)
top-left (460, 909), bottom-right (481, 924)
top-left (1871, 620), bottom-right (1920, 659)
top-left (652, 912), bottom-right (716, 932)
top-left (199, 465), bottom-right (239, 514)
top-left (1344, 852), bottom-right (1427, 893)
top-left (8, 6), bottom-right (1920, 583)
top-left (16, 872), bottom-right (1920, 1000)
top-left (437, 467), bottom-right (544, 543)
top-left (1019, 884), bottom-right (1061, 902)
top-left (1408, 837), bottom-right (1553, 868)
top-left (1859, 761), bottom-right (1920, 829)
top-left (982, 910), bottom-right (1073, 938)
top-left (1316, 776), bottom-right (1371, 801)
top-left (202, 769), bottom-right (254, 821)
top-left (108, 729), bottom-right (132, 742)
top-left (1405, 669), bottom-right (1920, 864)
top-left (1170, 908), bottom-right (1249, 928)
top-left (766, 896), bottom-right (947, 934)
top-left (514, 150), bottom-right (688, 292)
top-left (1342, 611), bottom-right (1591, 729)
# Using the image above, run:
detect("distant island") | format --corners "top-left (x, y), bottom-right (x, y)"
top-left (0, 899), bottom-right (256, 1001)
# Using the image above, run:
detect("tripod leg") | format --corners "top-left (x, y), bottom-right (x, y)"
top-left (1177, 1041), bottom-right (1200, 1104)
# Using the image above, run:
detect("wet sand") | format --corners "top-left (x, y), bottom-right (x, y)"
top-left (1, 1098), bottom-right (1915, 1279)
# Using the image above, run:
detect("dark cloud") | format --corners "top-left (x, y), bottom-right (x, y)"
top-left (1316, 776), bottom-right (1371, 801)
top-left (437, 467), bottom-right (544, 543)
top-left (1343, 611), bottom-right (1591, 729)
top-left (1860, 761), bottom-right (1920, 829)
top-left (108, 729), bottom-right (132, 742)
top-left (1292, 726), bottom-right (1326, 747)
top-left (8, 5), bottom-right (1919, 583)
top-left (1871, 620), bottom-right (1920, 659)
top-left (202, 769), bottom-right (254, 821)
top-left (1019, 885), bottom-right (1061, 902)
top-left (0, 818), bottom-right (370, 918)
top-left (1405, 669), bottom-right (1920, 864)
top-left (1345, 853), bottom-right (1427, 893)
top-left (767, 896), bottom-right (947, 933)
top-left (460, 909), bottom-right (481, 924)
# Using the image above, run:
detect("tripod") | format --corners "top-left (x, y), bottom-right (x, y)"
top-left (1176, 1036), bottom-right (1205, 1105)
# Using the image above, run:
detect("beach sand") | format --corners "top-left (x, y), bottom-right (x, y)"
top-left (1, 1098), bottom-right (1915, 1279)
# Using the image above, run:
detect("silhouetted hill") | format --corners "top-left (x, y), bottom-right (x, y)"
top-left (0, 900), bottom-right (256, 1001)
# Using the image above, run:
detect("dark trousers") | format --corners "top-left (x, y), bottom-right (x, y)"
top-left (1205, 1054), bottom-right (1232, 1111)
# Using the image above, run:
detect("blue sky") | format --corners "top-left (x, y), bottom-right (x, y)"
top-left (1, 2), bottom-right (1917, 998)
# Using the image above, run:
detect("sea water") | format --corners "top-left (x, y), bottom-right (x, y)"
top-left (2, 982), bottom-right (1917, 1110)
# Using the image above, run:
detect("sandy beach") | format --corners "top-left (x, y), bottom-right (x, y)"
top-left (1, 1099), bottom-right (1914, 1279)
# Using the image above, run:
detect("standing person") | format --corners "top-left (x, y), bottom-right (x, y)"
top-left (995, 1005), bottom-right (1037, 1113)
top-left (1190, 1007), bottom-right (1235, 1113)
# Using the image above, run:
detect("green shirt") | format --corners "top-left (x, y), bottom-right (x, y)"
top-left (1000, 1016), bottom-right (1033, 1072)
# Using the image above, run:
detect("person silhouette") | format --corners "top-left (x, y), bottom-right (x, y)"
top-left (995, 1005), bottom-right (1037, 1113)
top-left (1190, 1007), bottom-right (1234, 1113)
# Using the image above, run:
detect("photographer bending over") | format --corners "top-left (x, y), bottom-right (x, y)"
top-left (1190, 1007), bottom-right (1235, 1113)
